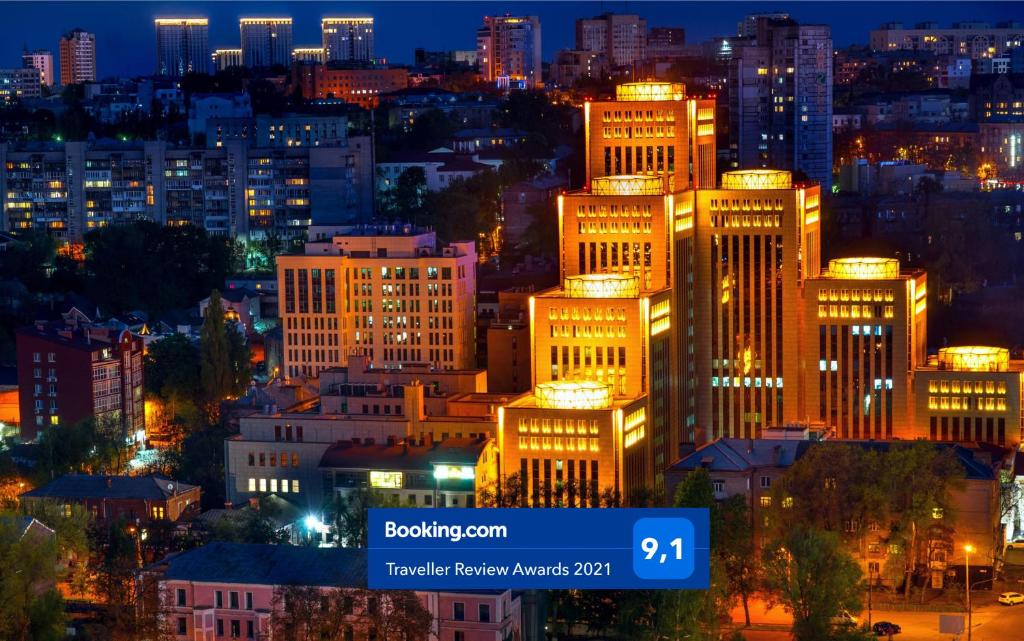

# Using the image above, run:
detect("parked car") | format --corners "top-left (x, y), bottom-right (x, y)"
top-left (832, 610), bottom-right (859, 627)
top-left (998, 591), bottom-right (1024, 605)
top-left (1006, 538), bottom-right (1024, 550)
top-left (873, 621), bottom-right (901, 636)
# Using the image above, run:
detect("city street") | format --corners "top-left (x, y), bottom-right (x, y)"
top-left (729, 599), bottom-right (1024, 640)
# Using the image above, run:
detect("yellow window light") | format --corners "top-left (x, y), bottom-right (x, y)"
top-left (590, 174), bottom-right (664, 196)
top-left (564, 274), bottom-right (640, 299)
top-left (615, 82), bottom-right (685, 102)
top-left (827, 257), bottom-right (900, 280)
top-left (535, 381), bottom-right (614, 410)
top-left (938, 346), bottom-right (1010, 372)
top-left (721, 169), bottom-right (793, 190)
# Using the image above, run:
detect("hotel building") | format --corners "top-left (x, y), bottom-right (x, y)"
top-left (914, 346), bottom-right (1024, 447)
top-left (476, 15), bottom-right (542, 89)
top-left (59, 28), bottom-right (96, 85)
top-left (276, 226), bottom-right (476, 379)
top-left (803, 257), bottom-right (927, 440)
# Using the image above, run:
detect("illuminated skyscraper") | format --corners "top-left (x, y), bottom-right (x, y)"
top-left (322, 17), bottom-right (374, 62)
top-left (212, 48), bottom-right (242, 71)
top-left (155, 18), bottom-right (209, 76)
top-left (22, 49), bottom-right (54, 87)
top-left (804, 257), bottom-right (926, 440)
top-left (239, 18), bottom-right (293, 68)
top-left (685, 169), bottom-right (821, 440)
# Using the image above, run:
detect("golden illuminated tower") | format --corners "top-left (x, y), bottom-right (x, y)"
top-left (804, 257), bottom-right (927, 439)
top-left (584, 82), bottom-right (716, 189)
top-left (686, 169), bottom-right (821, 440)
top-left (914, 346), bottom-right (1024, 447)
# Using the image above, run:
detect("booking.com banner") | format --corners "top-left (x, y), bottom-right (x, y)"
top-left (367, 508), bottom-right (710, 590)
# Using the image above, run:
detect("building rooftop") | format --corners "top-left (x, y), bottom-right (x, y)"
top-left (318, 436), bottom-right (490, 470)
top-left (670, 438), bottom-right (997, 480)
top-left (21, 473), bottom-right (198, 501)
top-left (163, 542), bottom-right (367, 587)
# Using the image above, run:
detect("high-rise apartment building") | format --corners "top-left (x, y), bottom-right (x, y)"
top-left (0, 136), bottom-right (373, 243)
top-left (804, 257), bottom-right (927, 440)
top-left (155, 18), bottom-right (209, 77)
top-left (276, 226), bottom-right (477, 379)
top-left (0, 68), bottom-right (42, 103)
top-left (59, 28), bottom-right (96, 85)
top-left (684, 169), bottom-right (821, 441)
top-left (729, 17), bottom-right (833, 190)
top-left (646, 28), bottom-right (686, 60)
top-left (22, 49), bottom-right (53, 87)
top-left (239, 18), bottom-right (293, 68)
top-left (476, 15), bottom-right (542, 88)
top-left (575, 13), bottom-right (647, 68)
top-left (16, 323), bottom-right (144, 441)
top-left (322, 17), bottom-right (374, 62)
top-left (292, 47), bottom-right (324, 64)
top-left (212, 48), bottom-right (242, 71)
top-left (871, 21), bottom-right (1024, 59)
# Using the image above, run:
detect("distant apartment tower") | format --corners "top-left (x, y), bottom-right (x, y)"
top-left (322, 17), bottom-right (374, 62)
top-left (277, 226), bottom-right (477, 378)
top-left (212, 48), bottom-right (242, 71)
top-left (292, 47), bottom-right (324, 64)
top-left (0, 68), bottom-right (42, 103)
top-left (22, 49), bottom-right (54, 87)
top-left (804, 257), bottom-right (927, 440)
top-left (476, 15), bottom-right (542, 88)
top-left (871, 21), bottom-right (1024, 59)
top-left (646, 27), bottom-right (686, 60)
top-left (154, 18), bottom-right (210, 76)
top-left (575, 13), bottom-right (647, 67)
top-left (15, 323), bottom-right (144, 441)
top-left (59, 28), bottom-right (96, 85)
top-left (729, 16), bottom-right (833, 190)
top-left (239, 18), bottom-right (293, 68)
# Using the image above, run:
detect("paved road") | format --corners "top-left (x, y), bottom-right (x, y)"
top-left (729, 599), bottom-right (1024, 640)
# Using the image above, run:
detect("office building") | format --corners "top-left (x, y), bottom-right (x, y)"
top-left (686, 169), bottom-right (821, 440)
top-left (293, 64), bottom-right (407, 110)
top-left (291, 47), bottom-right (324, 64)
top-left (322, 17), bottom-right (374, 62)
top-left (549, 49), bottom-right (609, 87)
top-left (804, 257), bottom-right (927, 440)
top-left (157, 542), bottom-right (523, 641)
top-left (154, 18), bottom-right (209, 76)
top-left (584, 82), bottom-right (717, 189)
top-left (0, 68), bottom-right (42, 103)
top-left (212, 48), bottom-right (242, 71)
top-left (15, 322), bottom-right (144, 441)
top-left (575, 13), bottom-right (647, 68)
top-left (239, 18), bottom-right (293, 68)
top-left (729, 17), bottom-right (833, 190)
top-left (476, 15), bottom-right (542, 89)
top-left (914, 346), bottom-right (1024, 447)
top-left (871, 21), bottom-right (1024, 59)
top-left (22, 49), bottom-right (53, 87)
top-left (276, 226), bottom-right (477, 379)
top-left (0, 137), bottom-right (373, 243)
top-left (59, 28), bottom-right (96, 85)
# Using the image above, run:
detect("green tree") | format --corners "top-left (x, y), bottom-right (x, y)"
top-left (328, 489), bottom-right (403, 548)
top-left (226, 320), bottom-right (252, 398)
top-left (0, 511), bottom-right (67, 641)
top-left (163, 422), bottom-right (230, 511)
top-left (200, 290), bottom-right (233, 409)
top-left (762, 526), bottom-right (864, 641)
top-left (34, 416), bottom-right (129, 482)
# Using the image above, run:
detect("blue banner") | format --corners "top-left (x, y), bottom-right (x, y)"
top-left (367, 508), bottom-right (710, 590)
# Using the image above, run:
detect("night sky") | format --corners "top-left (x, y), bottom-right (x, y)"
top-left (3, 1), bottom-right (1021, 78)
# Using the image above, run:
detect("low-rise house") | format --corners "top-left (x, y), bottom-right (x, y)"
top-left (155, 542), bottom-right (522, 641)
top-left (199, 289), bottom-right (262, 334)
top-left (20, 473), bottom-right (200, 524)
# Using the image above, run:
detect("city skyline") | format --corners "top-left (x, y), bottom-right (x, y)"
top-left (1, 1), bottom-right (1018, 79)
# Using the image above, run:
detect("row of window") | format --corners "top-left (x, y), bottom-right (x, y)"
top-left (247, 451), bottom-right (301, 467)
top-left (926, 379), bottom-right (1008, 395)
top-left (248, 478), bottom-right (301, 493)
top-left (817, 288), bottom-right (897, 303)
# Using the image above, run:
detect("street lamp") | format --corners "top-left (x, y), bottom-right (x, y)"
top-left (964, 543), bottom-right (974, 641)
